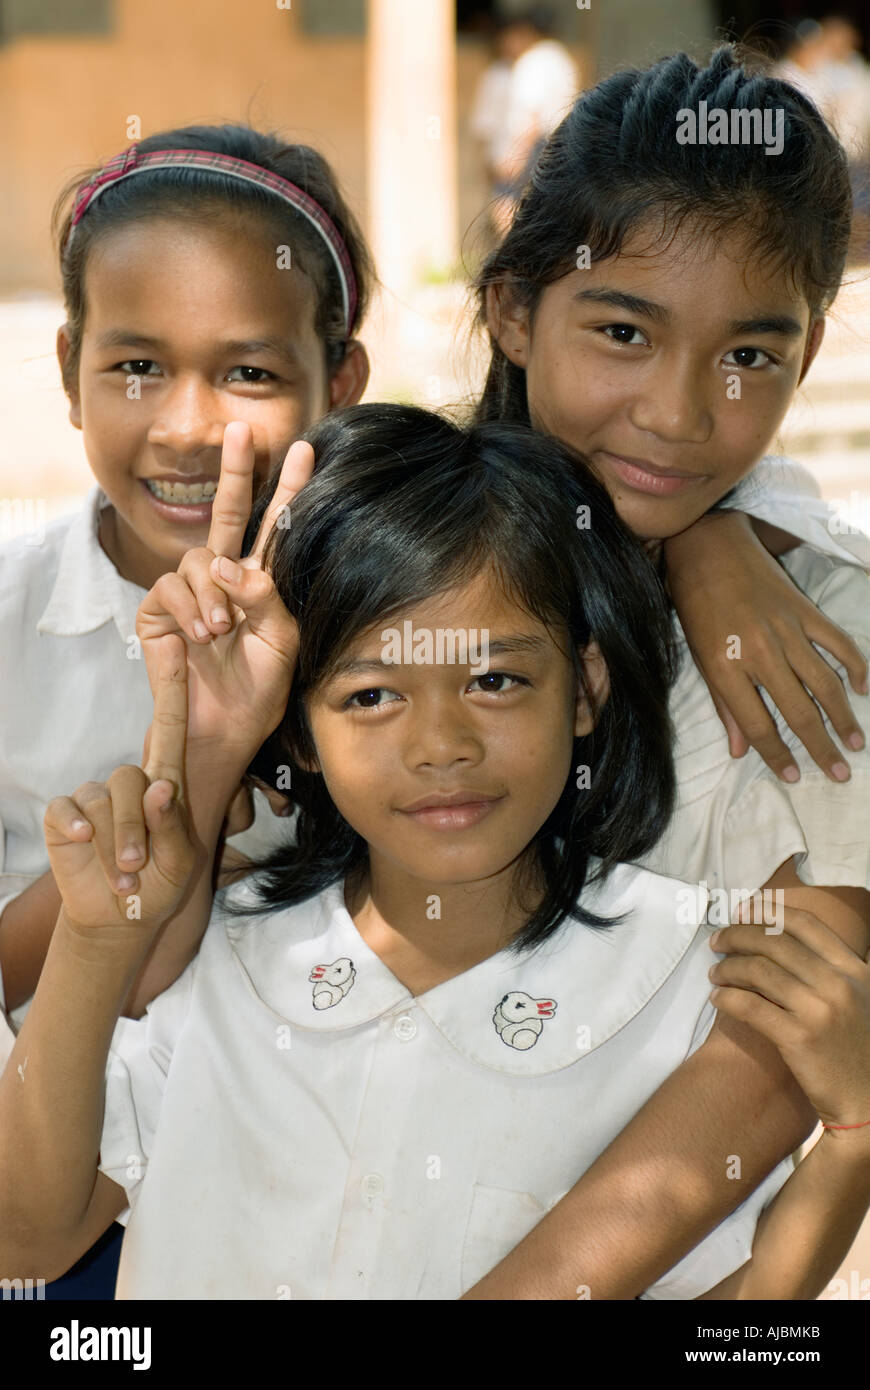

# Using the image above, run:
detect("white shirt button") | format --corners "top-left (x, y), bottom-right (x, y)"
top-left (393, 1014), bottom-right (417, 1041)
top-left (360, 1172), bottom-right (384, 1198)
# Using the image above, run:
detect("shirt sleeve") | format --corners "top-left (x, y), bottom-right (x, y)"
top-left (0, 808), bottom-right (41, 1018)
top-left (0, 878), bottom-right (40, 1028)
top-left (720, 548), bottom-right (870, 893)
top-left (98, 958), bottom-right (197, 1224)
top-left (0, 1009), bottom-right (14, 1070)
top-left (720, 455), bottom-right (870, 570)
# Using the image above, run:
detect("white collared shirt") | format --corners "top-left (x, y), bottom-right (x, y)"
top-left (642, 546), bottom-right (870, 896)
top-left (99, 864), bottom-right (792, 1300)
top-left (0, 488), bottom-right (149, 1044)
top-left (722, 455), bottom-right (870, 568)
top-left (0, 486), bottom-right (290, 1055)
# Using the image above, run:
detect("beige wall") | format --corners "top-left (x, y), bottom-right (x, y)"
top-left (0, 0), bottom-right (367, 292)
top-left (0, 1), bottom-right (593, 298)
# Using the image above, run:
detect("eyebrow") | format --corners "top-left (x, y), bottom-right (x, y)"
top-left (94, 329), bottom-right (303, 361)
top-left (572, 290), bottom-right (803, 339)
top-left (328, 633), bottom-right (550, 679)
top-left (572, 288), bottom-right (669, 323)
top-left (223, 337), bottom-right (303, 362)
top-left (94, 330), bottom-right (165, 350)
top-left (724, 316), bottom-right (804, 338)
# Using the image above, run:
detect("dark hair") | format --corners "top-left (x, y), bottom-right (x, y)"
top-left (53, 123), bottom-right (376, 391)
top-left (473, 44), bottom-right (853, 428)
top-left (235, 403), bottom-right (677, 954)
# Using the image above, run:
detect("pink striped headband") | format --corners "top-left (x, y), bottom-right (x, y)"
top-left (66, 144), bottom-right (358, 337)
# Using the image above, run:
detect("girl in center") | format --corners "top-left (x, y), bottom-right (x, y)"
top-left (2, 405), bottom-right (869, 1299)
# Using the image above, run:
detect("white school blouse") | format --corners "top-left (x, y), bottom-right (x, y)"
top-left (98, 864), bottom-right (793, 1301)
top-left (641, 543), bottom-right (870, 893)
top-left (0, 487), bottom-right (294, 1063)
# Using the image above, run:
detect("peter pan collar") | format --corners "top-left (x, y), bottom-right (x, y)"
top-left (37, 486), bottom-right (145, 643)
top-left (223, 865), bottom-right (711, 1077)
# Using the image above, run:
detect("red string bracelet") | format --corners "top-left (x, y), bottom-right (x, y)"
top-left (822, 1118), bottom-right (870, 1131)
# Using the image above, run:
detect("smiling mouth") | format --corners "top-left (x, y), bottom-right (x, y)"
top-left (144, 478), bottom-right (219, 505)
top-left (597, 451), bottom-right (706, 496)
top-left (600, 451), bottom-right (699, 479)
top-left (395, 791), bottom-right (505, 833)
top-left (398, 790), bottom-right (503, 814)
top-left (397, 800), bottom-right (503, 831)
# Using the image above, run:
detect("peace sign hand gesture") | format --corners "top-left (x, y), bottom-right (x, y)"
top-left (137, 423), bottom-right (310, 767)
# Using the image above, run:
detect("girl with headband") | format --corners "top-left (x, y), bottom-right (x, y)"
top-left (0, 122), bottom-right (374, 1291)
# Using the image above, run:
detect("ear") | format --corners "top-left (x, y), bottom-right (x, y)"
top-left (485, 280), bottom-right (531, 369)
top-left (56, 325), bottom-right (82, 429)
top-left (328, 339), bottom-right (370, 410)
top-left (797, 317), bottom-right (825, 387)
top-left (573, 640), bottom-right (610, 737)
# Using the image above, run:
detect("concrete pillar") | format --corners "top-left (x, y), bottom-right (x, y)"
top-left (366, 0), bottom-right (457, 293)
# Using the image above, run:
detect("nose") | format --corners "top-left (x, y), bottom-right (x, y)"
top-left (403, 695), bottom-right (484, 773)
top-left (629, 353), bottom-right (714, 446)
top-left (147, 373), bottom-right (227, 461)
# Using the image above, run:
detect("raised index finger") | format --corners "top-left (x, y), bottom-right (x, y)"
top-left (207, 421), bottom-right (256, 559)
top-left (144, 634), bottom-right (188, 800)
top-left (249, 439), bottom-right (316, 564)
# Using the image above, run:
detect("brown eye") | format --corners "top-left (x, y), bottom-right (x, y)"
top-left (724, 347), bottom-right (771, 370)
top-left (344, 688), bottom-right (400, 711)
top-left (602, 324), bottom-right (646, 346)
top-left (469, 673), bottom-right (527, 694)
top-left (119, 359), bottom-right (158, 375)
top-left (227, 366), bottom-right (275, 383)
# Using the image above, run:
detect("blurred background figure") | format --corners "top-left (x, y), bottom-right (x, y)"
top-left (472, 5), bottom-right (577, 239)
top-left (469, 19), bottom-right (514, 248)
top-left (776, 16), bottom-right (870, 253)
top-left (776, 16), bottom-right (837, 101)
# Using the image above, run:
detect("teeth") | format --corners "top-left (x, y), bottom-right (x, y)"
top-left (146, 479), bottom-right (218, 505)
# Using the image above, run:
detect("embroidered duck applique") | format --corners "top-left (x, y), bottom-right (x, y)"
top-left (493, 990), bottom-right (557, 1050)
top-left (309, 957), bottom-right (356, 1010)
